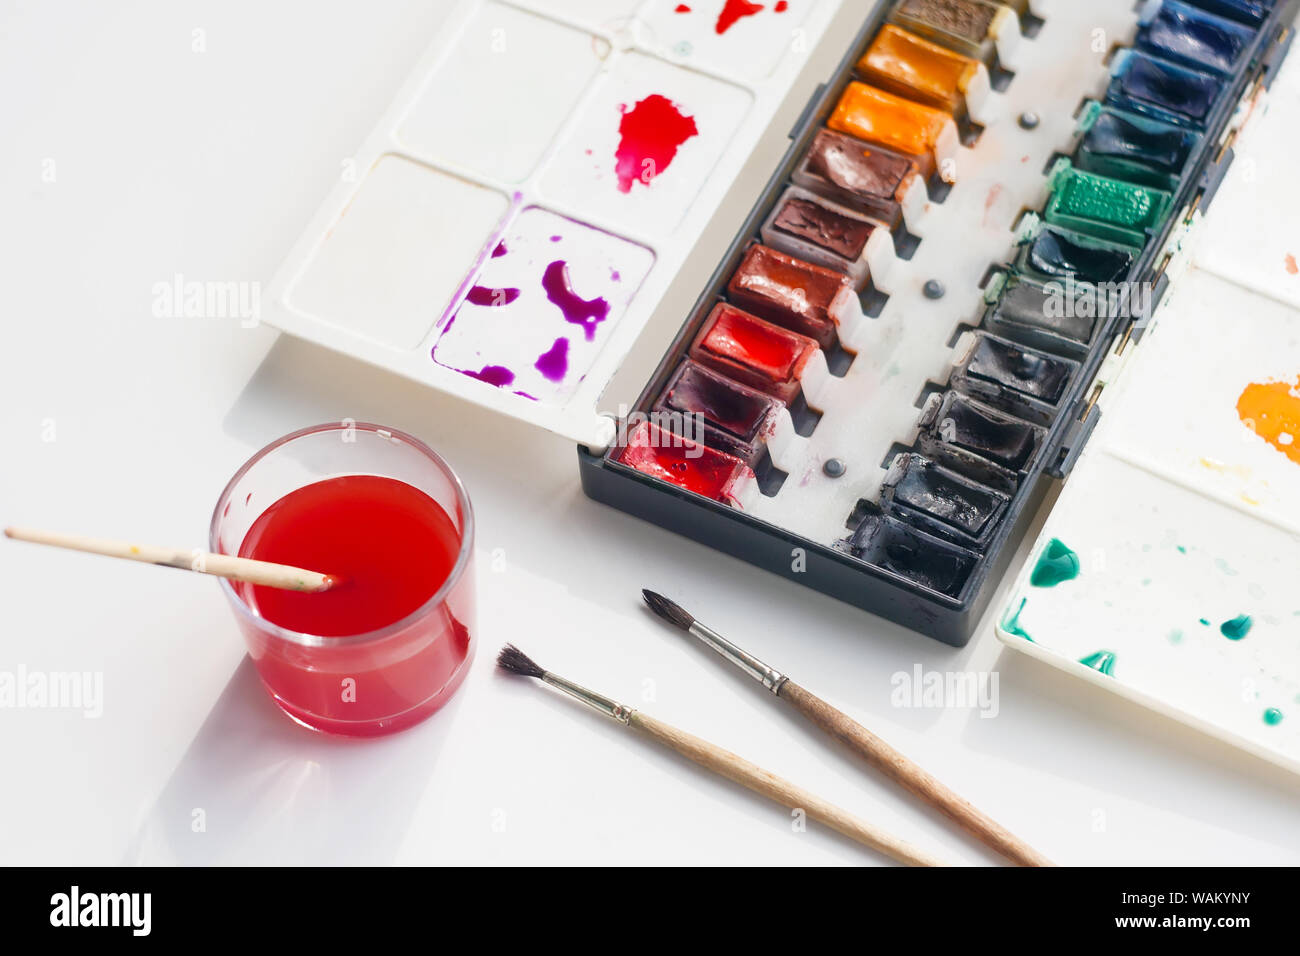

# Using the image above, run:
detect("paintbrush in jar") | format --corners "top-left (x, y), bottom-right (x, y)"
top-left (495, 643), bottom-right (946, 867)
top-left (642, 589), bottom-right (1053, 867)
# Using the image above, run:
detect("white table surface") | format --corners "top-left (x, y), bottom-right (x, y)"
top-left (3, 0), bottom-right (1299, 866)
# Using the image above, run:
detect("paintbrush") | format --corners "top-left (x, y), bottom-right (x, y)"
top-left (495, 644), bottom-right (946, 866)
top-left (642, 590), bottom-right (1052, 867)
top-left (5, 525), bottom-right (336, 592)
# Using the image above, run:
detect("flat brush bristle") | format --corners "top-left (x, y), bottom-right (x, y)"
top-left (642, 589), bottom-right (695, 631)
top-left (496, 643), bottom-right (545, 679)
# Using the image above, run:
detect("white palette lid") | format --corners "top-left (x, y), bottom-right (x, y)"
top-left (260, 0), bottom-right (845, 449)
top-left (996, 56), bottom-right (1300, 774)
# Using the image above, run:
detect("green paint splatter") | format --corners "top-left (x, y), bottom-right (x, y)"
top-left (1220, 615), bottom-right (1253, 640)
top-left (1031, 538), bottom-right (1080, 587)
top-left (1168, 628), bottom-right (1184, 645)
top-left (1176, 545), bottom-right (1187, 554)
top-left (1080, 650), bottom-right (1117, 676)
top-left (1141, 578), bottom-right (1152, 587)
top-left (1263, 707), bottom-right (1284, 726)
top-left (1002, 597), bottom-right (1034, 642)
top-left (1198, 618), bottom-right (1211, 627)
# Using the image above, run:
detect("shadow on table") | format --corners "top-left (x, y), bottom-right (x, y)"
top-left (958, 647), bottom-right (1300, 853)
top-left (123, 656), bottom-right (463, 864)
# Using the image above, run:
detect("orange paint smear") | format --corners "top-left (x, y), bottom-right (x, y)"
top-left (1237, 376), bottom-right (1300, 466)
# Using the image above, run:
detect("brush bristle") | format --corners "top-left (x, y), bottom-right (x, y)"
top-left (496, 643), bottom-right (545, 679)
top-left (642, 589), bottom-right (695, 631)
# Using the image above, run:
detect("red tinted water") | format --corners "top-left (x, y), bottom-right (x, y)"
top-left (238, 475), bottom-right (460, 637)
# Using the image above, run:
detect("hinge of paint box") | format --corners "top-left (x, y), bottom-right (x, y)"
top-left (791, 83), bottom-right (827, 139)
top-left (1258, 20), bottom-right (1296, 90)
top-left (1047, 279), bottom-right (1165, 481)
top-left (1045, 400), bottom-right (1100, 480)
top-left (1046, 343), bottom-right (1124, 480)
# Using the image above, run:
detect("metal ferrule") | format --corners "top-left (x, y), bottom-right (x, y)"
top-left (688, 621), bottom-right (786, 693)
top-left (541, 672), bottom-right (634, 724)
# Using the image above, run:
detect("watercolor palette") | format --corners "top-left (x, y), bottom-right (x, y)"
top-left (996, 53), bottom-right (1300, 774)
top-left (582, 0), bottom-right (1297, 645)
top-left (262, 0), bottom-right (844, 448)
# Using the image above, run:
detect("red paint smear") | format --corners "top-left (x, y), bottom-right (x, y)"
top-left (615, 94), bottom-right (698, 194)
top-left (775, 0), bottom-right (788, 11)
top-left (1285, 253), bottom-right (1298, 275)
top-left (466, 285), bottom-right (520, 307)
top-left (716, 0), bottom-right (764, 34)
top-left (982, 183), bottom-right (1004, 228)
top-left (675, 3), bottom-right (691, 11)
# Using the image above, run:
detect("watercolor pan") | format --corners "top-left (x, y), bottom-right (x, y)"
top-left (981, 270), bottom-right (1108, 359)
top-left (1010, 215), bottom-right (1139, 285)
top-left (915, 390), bottom-right (1046, 492)
top-left (791, 129), bottom-right (930, 237)
top-left (726, 244), bottom-right (868, 351)
top-left (886, 0), bottom-right (1022, 72)
top-left (1187, 0), bottom-right (1275, 24)
top-left (260, 0), bottom-right (847, 450)
top-left (838, 512), bottom-right (980, 598)
top-left (856, 24), bottom-right (993, 124)
top-left (688, 303), bottom-right (832, 409)
top-left (1043, 158), bottom-right (1174, 247)
top-left (1136, 0), bottom-right (1257, 77)
top-left (948, 331), bottom-right (1077, 425)
top-left (651, 360), bottom-right (797, 471)
top-left (1074, 101), bottom-right (1201, 191)
top-left (583, 0), bottom-right (1293, 645)
top-left (879, 452), bottom-right (1010, 547)
top-left (1106, 49), bottom-right (1224, 128)
top-left (759, 185), bottom-right (899, 291)
top-left (618, 420), bottom-right (759, 509)
top-left (828, 81), bottom-right (961, 182)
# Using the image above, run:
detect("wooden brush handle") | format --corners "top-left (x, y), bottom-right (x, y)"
top-left (4, 525), bottom-right (334, 593)
top-left (778, 681), bottom-right (1052, 867)
top-left (627, 711), bottom-right (946, 867)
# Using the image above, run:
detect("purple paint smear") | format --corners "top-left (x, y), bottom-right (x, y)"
top-left (462, 365), bottom-right (515, 388)
top-left (534, 337), bottom-right (570, 382)
top-left (492, 241), bottom-right (508, 258)
top-left (466, 285), bottom-right (521, 307)
top-left (549, 235), bottom-right (562, 242)
top-left (542, 260), bottom-right (610, 341)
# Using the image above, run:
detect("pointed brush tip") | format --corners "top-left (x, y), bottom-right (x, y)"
top-left (641, 589), bottom-right (695, 631)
